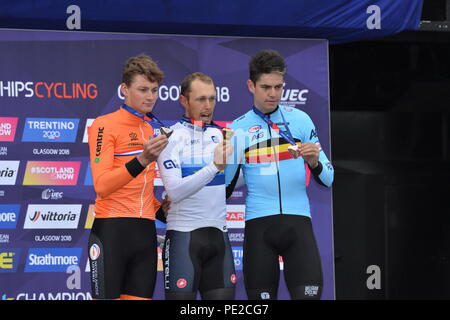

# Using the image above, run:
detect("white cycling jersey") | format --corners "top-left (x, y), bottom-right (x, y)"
top-left (156, 120), bottom-right (227, 232)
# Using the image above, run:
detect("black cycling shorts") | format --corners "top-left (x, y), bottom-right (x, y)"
top-left (243, 214), bottom-right (323, 300)
top-left (87, 217), bottom-right (157, 299)
top-left (163, 227), bottom-right (236, 297)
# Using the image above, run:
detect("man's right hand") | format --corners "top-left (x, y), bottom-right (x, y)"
top-left (137, 134), bottom-right (169, 167)
top-left (213, 140), bottom-right (233, 171)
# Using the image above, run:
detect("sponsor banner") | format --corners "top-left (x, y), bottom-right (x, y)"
top-left (82, 118), bottom-right (95, 143)
top-left (23, 161), bottom-right (80, 185)
top-left (14, 291), bottom-right (92, 300)
top-left (0, 117), bottom-right (18, 142)
top-left (84, 162), bottom-right (93, 186)
top-left (24, 248), bottom-right (82, 272)
top-left (24, 204), bottom-right (82, 229)
top-left (226, 205), bottom-right (245, 229)
top-left (0, 80), bottom-right (98, 99)
top-left (0, 249), bottom-right (21, 273)
top-left (22, 118), bottom-right (79, 142)
top-left (0, 30), bottom-right (333, 300)
top-left (84, 204), bottom-right (95, 229)
top-left (0, 204), bottom-right (20, 229)
top-left (232, 246), bottom-right (243, 271)
top-left (0, 160), bottom-right (20, 185)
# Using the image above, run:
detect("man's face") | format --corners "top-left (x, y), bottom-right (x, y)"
top-left (121, 74), bottom-right (159, 114)
top-left (180, 79), bottom-right (216, 124)
top-left (248, 72), bottom-right (284, 114)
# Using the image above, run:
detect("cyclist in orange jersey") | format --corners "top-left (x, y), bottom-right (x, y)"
top-left (87, 54), bottom-right (169, 300)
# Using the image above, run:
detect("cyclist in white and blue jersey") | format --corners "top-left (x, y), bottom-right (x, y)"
top-left (157, 72), bottom-right (235, 300)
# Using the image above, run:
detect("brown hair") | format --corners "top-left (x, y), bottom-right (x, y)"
top-left (180, 72), bottom-right (215, 99)
top-left (122, 54), bottom-right (164, 86)
top-left (249, 50), bottom-right (286, 83)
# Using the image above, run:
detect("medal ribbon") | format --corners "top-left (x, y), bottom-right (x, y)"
top-left (122, 103), bottom-right (166, 127)
top-left (252, 106), bottom-right (296, 145)
top-left (180, 115), bottom-right (223, 130)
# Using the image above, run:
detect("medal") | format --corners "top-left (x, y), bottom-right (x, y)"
top-left (252, 106), bottom-right (300, 158)
top-left (121, 104), bottom-right (172, 138)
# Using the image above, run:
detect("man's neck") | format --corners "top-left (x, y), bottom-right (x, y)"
top-left (254, 104), bottom-right (278, 115)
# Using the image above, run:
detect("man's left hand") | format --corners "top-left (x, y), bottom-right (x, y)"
top-left (297, 143), bottom-right (320, 169)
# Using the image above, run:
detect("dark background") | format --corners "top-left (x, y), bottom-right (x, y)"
top-left (330, 0), bottom-right (450, 299)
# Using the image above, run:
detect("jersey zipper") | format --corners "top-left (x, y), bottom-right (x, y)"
top-left (266, 117), bottom-right (283, 215)
top-left (139, 122), bottom-right (148, 218)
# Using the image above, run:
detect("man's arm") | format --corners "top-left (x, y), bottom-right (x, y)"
top-left (157, 136), bottom-right (232, 204)
top-left (88, 118), bottom-right (168, 198)
top-left (297, 112), bottom-right (334, 187)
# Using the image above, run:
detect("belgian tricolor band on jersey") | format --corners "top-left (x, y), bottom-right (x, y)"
top-left (245, 137), bottom-right (302, 164)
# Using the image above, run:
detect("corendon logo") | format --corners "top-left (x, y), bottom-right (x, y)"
top-left (0, 118), bottom-right (18, 142)
top-left (226, 205), bottom-right (245, 229)
top-left (24, 204), bottom-right (81, 229)
top-left (23, 161), bottom-right (80, 186)
top-left (0, 81), bottom-right (98, 99)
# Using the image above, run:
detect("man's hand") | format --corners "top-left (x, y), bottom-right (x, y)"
top-left (213, 140), bottom-right (234, 171)
top-left (297, 142), bottom-right (320, 169)
top-left (161, 195), bottom-right (171, 217)
top-left (137, 134), bottom-right (169, 167)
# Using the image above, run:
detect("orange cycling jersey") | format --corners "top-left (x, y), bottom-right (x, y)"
top-left (88, 106), bottom-right (161, 219)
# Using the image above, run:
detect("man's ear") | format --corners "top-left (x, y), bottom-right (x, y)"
top-left (247, 79), bottom-right (255, 94)
top-left (179, 94), bottom-right (189, 109)
top-left (120, 83), bottom-right (128, 98)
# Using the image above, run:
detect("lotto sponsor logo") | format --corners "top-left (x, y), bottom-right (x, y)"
top-left (0, 160), bottom-right (20, 185)
top-left (0, 249), bottom-right (20, 273)
top-left (226, 205), bottom-right (245, 229)
top-left (23, 161), bottom-right (80, 185)
top-left (248, 125), bottom-right (261, 133)
top-left (25, 248), bottom-right (82, 272)
top-left (0, 204), bottom-right (20, 229)
top-left (82, 118), bottom-right (95, 143)
top-left (232, 247), bottom-right (243, 271)
top-left (24, 204), bottom-right (81, 229)
top-left (0, 81), bottom-right (98, 99)
top-left (22, 118), bottom-right (79, 143)
top-left (0, 117), bottom-right (18, 142)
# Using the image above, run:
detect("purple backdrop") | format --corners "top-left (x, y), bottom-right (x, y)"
top-left (0, 29), bottom-right (333, 300)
